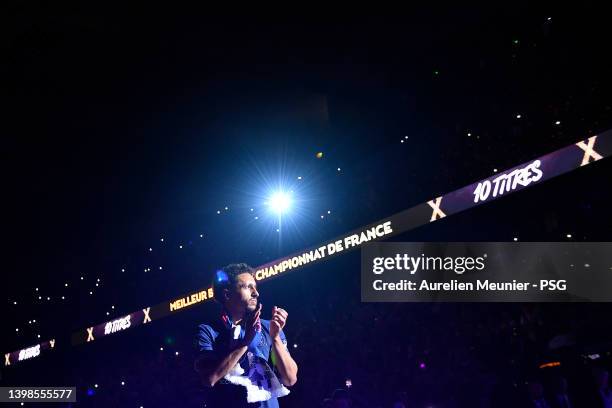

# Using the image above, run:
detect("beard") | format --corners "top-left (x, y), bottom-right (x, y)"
top-left (246, 299), bottom-right (258, 312)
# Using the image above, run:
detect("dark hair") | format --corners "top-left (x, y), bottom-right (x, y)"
top-left (212, 263), bottom-right (255, 303)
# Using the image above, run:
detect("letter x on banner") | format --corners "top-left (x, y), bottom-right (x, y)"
top-left (4, 129), bottom-right (612, 364)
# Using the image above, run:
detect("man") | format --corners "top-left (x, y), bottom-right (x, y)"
top-left (194, 263), bottom-right (298, 407)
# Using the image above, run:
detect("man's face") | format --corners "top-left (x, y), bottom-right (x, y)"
top-left (227, 273), bottom-right (259, 314)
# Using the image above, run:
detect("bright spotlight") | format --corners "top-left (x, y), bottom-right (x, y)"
top-left (267, 192), bottom-right (292, 214)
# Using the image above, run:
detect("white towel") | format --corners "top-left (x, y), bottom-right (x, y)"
top-left (223, 352), bottom-right (290, 403)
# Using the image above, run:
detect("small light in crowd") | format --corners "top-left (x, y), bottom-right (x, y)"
top-left (160, 347), bottom-right (164, 351)
top-left (47, 297), bottom-right (50, 301)
top-left (112, 305), bottom-right (115, 309)
top-left (225, 206), bottom-right (229, 210)
top-left (555, 121), bottom-right (561, 125)
top-left (61, 296), bottom-right (65, 300)
top-left (37, 334), bottom-right (41, 338)
top-left (516, 114), bottom-right (521, 119)
top-left (65, 283), bottom-right (68, 287)
top-left (467, 132), bottom-right (471, 137)
top-left (327, 210), bottom-right (331, 214)
top-left (95, 283), bottom-right (99, 287)
top-left (159, 266), bottom-right (163, 270)
top-left (13, 301), bottom-right (17, 305)
top-left (15, 328), bottom-right (19, 332)
top-left (320, 215), bottom-right (324, 219)
top-left (175, 351), bottom-right (179, 356)
top-left (293, 344), bottom-right (298, 348)
top-left (149, 248), bottom-right (152, 252)
top-left (38, 296), bottom-right (42, 300)
top-left (401, 140), bottom-right (405, 143)
top-left (200, 234), bottom-right (203, 238)
top-left (250, 208), bottom-right (254, 211)
top-left (179, 245), bottom-right (183, 249)
top-left (297, 176), bottom-right (302, 180)
top-left (513, 237), bottom-right (518, 241)
top-left (404, 136), bottom-right (409, 139)
top-left (217, 210), bottom-right (221, 214)
top-left (337, 167), bottom-right (341, 172)
top-left (90, 291), bottom-right (93, 295)
top-left (419, 362), bottom-right (426, 369)
top-left (94, 384), bottom-right (98, 388)
top-left (33, 320), bottom-right (36, 323)
top-left (254, 216), bottom-right (259, 220)
top-left (121, 381), bottom-right (125, 386)
top-left (160, 238), bottom-right (164, 242)
top-left (106, 312), bottom-right (110, 316)
top-left (566, 234), bottom-right (572, 238)
top-left (585, 264), bottom-right (590, 268)
top-left (81, 276), bottom-right (84, 280)
top-left (29, 320), bottom-right (32, 324)
top-left (35, 288), bottom-right (39, 291)
top-left (276, 228), bottom-right (280, 232)
top-left (493, 169), bottom-right (498, 173)
top-left (121, 268), bottom-right (125, 272)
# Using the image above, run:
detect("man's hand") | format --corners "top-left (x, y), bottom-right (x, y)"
top-left (269, 305), bottom-right (297, 386)
top-left (240, 303), bottom-right (262, 346)
top-left (270, 306), bottom-right (288, 340)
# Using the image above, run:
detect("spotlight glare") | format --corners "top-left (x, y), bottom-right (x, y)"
top-left (267, 192), bottom-right (292, 214)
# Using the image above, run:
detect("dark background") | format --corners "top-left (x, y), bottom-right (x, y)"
top-left (1, 4), bottom-right (611, 407)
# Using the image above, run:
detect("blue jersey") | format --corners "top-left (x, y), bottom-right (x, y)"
top-left (195, 318), bottom-right (290, 407)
